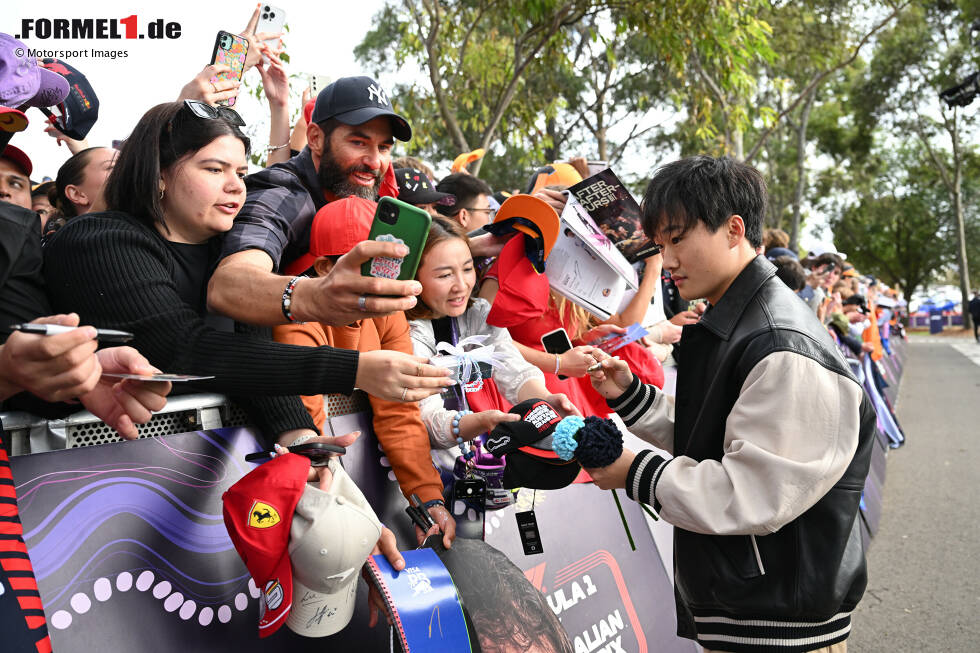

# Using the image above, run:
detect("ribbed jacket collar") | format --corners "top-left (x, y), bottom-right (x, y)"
top-left (698, 255), bottom-right (777, 341)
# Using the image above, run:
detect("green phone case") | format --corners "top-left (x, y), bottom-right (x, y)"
top-left (360, 197), bottom-right (432, 281)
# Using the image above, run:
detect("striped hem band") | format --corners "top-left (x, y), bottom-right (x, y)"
top-left (693, 610), bottom-right (851, 653)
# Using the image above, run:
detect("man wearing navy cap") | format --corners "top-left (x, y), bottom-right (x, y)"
top-left (208, 75), bottom-right (423, 328)
top-left (207, 76), bottom-right (458, 543)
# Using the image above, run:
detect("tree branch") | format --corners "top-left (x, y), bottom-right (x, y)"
top-left (744, 1), bottom-right (910, 162)
top-left (408, 0), bottom-right (470, 153)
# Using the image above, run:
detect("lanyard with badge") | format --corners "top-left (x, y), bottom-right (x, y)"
top-left (432, 316), bottom-right (490, 540)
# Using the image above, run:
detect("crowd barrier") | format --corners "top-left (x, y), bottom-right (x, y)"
top-left (1, 340), bottom-right (908, 652)
top-left (908, 314), bottom-right (964, 329)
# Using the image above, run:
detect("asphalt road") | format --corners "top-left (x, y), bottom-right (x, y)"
top-left (849, 338), bottom-right (980, 651)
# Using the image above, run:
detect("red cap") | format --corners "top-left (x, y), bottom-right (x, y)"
top-left (222, 453), bottom-right (311, 638)
top-left (0, 144), bottom-right (33, 177)
top-left (0, 107), bottom-right (29, 134)
top-left (302, 98), bottom-right (315, 126)
top-left (485, 234), bottom-right (550, 329)
top-left (285, 197), bottom-right (376, 276)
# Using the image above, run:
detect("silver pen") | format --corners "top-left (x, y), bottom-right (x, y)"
top-left (8, 323), bottom-right (134, 343)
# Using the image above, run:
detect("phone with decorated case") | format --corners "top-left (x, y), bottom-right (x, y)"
top-left (209, 31), bottom-right (249, 107)
top-left (361, 197), bottom-right (432, 282)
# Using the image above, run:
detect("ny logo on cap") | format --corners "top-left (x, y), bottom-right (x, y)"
top-left (367, 83), bottom-right (389, 106)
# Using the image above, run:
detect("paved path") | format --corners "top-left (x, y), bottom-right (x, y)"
top-left (849, 339), bottom-right (980, 651)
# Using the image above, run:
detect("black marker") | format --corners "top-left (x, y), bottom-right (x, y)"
top-left (410, 493), bottom-right (435, 529)
top-left (405, 506), bottom-right (431, 533)
top-left (8, 323), bottom-right (134, 343)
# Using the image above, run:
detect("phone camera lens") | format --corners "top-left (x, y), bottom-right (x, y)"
top-left (269, 12), bottom-right (276, 18)
top-left (262, 13), bottom-right (269, 19)
top-left (264, 5), bottom-right (270, 10)
top-left (380, 204), bottom-right (398, 225)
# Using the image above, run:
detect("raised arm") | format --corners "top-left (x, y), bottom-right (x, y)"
top-left (208, 242), bottom-right (427, 327)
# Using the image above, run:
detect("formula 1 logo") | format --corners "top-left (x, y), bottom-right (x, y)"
top-left (17, 16), bottom-right (181, 40)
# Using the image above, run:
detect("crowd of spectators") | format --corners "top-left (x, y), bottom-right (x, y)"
top-left (0, 14), bottom-right (910, 652)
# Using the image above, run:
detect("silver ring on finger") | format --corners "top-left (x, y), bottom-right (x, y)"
top-left (358, 295), bottom-right (368, 312)
top-left (401, 387), bottom-right (408, 401)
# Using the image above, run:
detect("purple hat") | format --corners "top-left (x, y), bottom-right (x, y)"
top-left (0, 34), bottom-right (69, 109)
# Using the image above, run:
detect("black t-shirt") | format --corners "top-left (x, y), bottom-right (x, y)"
top-left (167, 240), bottom-right (234, 333)
top-left (0, 201), bottom-right (50, 339)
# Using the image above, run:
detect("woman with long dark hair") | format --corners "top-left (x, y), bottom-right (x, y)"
top-left (44, 101), bottom-right (450, 458)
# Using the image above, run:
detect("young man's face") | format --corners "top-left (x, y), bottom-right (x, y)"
top-left (822, 265), bottom-right (841, 290)
top-left (655, 218), bottom-right (741, 305)
top-left (0, 158), bottom-right (31, 209)
top-left (457, 193), bottom-right (493, 229)
top-left (316, 117), bottom-right (394, 199)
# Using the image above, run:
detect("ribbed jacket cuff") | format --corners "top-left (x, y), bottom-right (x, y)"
top-left (606, 375), bottom-right (656, 427)
top-left (626, 449), bottom-right (671, 512)
top-left (241, 395), bottom-right (319, 447)
top-left (333, 349), bottom-right (360, 395)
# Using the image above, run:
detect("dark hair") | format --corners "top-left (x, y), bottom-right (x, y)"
top-left (31, 180), bottom-right (54, 200)
top-left (314, 117), bottom-right (342, 150)
top-left (640, 155), bottom-right (766, 248)
top-left (53, 147), bottom-right (105, 218)
top-left (432, 538), bottom-right (572, 653)
top-left (813, 252), bottom-right (844, 272)
top-left (103, 102), bottom-right (250, 230)
top-left (405, 216), bottom-right (475, 321)
top-left (772, 255), bottom-right (806, 291)
top-left (435, 172), bottom-right (492, 217)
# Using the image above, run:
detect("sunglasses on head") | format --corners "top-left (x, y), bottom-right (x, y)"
top-left (181, 99), bottom-right (246, 127)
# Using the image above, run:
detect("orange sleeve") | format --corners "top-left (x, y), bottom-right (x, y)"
top-left (861, 305), bottom-right (885, 361)
top-left (368, 314), bottom-right (444, 503)
top-left (272, 322), bottom-right (329, 433)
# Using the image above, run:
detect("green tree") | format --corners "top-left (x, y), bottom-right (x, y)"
top-left (355, 0), bottom-right (774, 189)
top-left (829, 146), bottom-right (954, 304)
top-left (849, 0), bottom-right (979, 328)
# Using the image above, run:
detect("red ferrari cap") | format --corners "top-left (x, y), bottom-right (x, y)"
top-left (222, 453), bottom-right (310, 637)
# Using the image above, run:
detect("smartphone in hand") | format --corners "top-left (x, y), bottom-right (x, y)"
top-left (254, 4), bottom-right (286, 63)
top-left (361, 197), bottom-right (432, 282)
top-left (209, 31), bottom-right (249, 107)
top-left (541, 327), bottom-right (573, 380)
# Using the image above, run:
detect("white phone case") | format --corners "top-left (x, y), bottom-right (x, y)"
top-left (255, 4), bottom-right (286, 61)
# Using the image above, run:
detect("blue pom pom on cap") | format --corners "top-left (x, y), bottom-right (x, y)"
top-left (552, 416), bottom-right (585, 460)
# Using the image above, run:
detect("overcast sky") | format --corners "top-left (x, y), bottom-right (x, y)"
top-left (4, 0), bottom-right (830, 250)
top-left (5, 0), bottom-right (386, 179)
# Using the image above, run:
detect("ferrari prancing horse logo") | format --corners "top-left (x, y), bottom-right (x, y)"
top-left (248, 500), bottom-right (281, 528)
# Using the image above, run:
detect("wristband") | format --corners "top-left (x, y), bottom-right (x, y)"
top-left (287, 433), bottom-right (318, 448)
top-left (281, 275), bottom-right (307, 324)
top-left (265, 141), bottom-right (289, 152)
top-left (422, 499), bottom-right (445, 511)
top-left (554, 353), bottom-right (561, 375)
